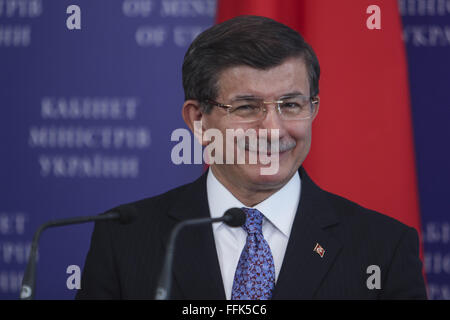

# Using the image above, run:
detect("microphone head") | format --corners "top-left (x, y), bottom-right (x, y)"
top-left (223, 208), bottom-right (246, 227)
top-left (112, 204), bottom-right (138, 225)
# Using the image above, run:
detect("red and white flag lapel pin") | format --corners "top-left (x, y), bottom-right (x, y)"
top-left (313, 243), bottom-right (325, 258)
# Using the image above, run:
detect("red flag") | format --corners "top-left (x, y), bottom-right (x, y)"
top-left (216, 1), bottom-right (422, 235)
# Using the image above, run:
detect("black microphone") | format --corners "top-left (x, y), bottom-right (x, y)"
top-left (19, 204), bottom-right (137, 300)
top-left (155, 207), bottom-right (246, 300)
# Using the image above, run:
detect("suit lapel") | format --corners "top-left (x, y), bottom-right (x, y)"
top-left (166, 172), bottom-right (226, 300)
top-left (272, 168), bottom-right (343, 299)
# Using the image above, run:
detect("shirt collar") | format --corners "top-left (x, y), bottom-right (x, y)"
top-left (207, 168), bottom-right (301, 237)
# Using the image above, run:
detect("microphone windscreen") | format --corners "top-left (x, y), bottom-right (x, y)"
top-left (223, 208), bottom-right (246, 227)
top-left (113, 204), bottom-right (138, 224)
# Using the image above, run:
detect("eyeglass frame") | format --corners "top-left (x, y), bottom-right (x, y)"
top-left (203, 95), bottom-right (319, 123)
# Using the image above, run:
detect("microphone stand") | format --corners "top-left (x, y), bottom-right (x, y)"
top-left (20, 212), bottom-right (121, 300)
top-left (154, 216), bottom-right (225, 300)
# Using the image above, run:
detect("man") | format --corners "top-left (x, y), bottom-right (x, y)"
top-left (76, 16), bottom-right (427, 300)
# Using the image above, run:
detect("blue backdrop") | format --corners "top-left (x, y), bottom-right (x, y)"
top-left (400, 0), bottom-right (450, 300)
top-left (0, 0), bottom-right (448, 299)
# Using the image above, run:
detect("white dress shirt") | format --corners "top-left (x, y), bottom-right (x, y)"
top-left (206, 169), bottom-right (301, 300)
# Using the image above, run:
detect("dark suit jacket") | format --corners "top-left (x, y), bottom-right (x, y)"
top-left (76, 167), bottom-right (427, 299)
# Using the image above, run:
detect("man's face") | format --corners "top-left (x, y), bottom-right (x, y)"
top-left (201, 57), bottom-right (318, 192)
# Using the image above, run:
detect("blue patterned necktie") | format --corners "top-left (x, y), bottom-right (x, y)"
top-left (231, 208), bottom-right (275, 300)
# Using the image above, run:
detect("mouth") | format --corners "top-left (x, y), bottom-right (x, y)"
top-left (239, 139), bottom-right (296, 156)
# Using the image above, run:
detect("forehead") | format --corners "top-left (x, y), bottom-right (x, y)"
top-left (216, 57), bottom-right (309, 100)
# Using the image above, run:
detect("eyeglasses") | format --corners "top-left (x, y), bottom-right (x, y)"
top-left (205, 95), bottom-right (319, 123)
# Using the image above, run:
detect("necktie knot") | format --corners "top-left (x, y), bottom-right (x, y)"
top-left (242, 207), bottom-right (264, 234)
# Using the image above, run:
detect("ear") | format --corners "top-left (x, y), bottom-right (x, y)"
top-left (182, 100), bottom-right (209, 146)
top-left (311, 96), bottom-right (320, 121)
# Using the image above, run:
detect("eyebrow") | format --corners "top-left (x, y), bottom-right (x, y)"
top-left (279, 91), bottom-right (305, 99)
top-left (232, 91), bottom-right (306, 101)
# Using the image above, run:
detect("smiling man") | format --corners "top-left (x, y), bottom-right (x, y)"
top-left (76, 16), bottom-right (427, 300)
top-left (183, 57), bottom-right (318, 205)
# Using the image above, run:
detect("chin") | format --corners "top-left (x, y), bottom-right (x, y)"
top-left (241, 163), bottom-right (295, 190)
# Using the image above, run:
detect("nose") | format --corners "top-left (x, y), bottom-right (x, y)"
top-left (259, 103), bottom-right (287, 136)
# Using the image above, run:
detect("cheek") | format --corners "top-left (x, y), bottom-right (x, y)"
top-left (286, 124), bottom-right (312, 166)
top-left (287, 122), bottom-right (311, 144)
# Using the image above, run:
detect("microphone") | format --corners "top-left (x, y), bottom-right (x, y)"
top-left (155, 207), bottom-right (246, 300)
top-left (19, 204), bottom-right (137, 300)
